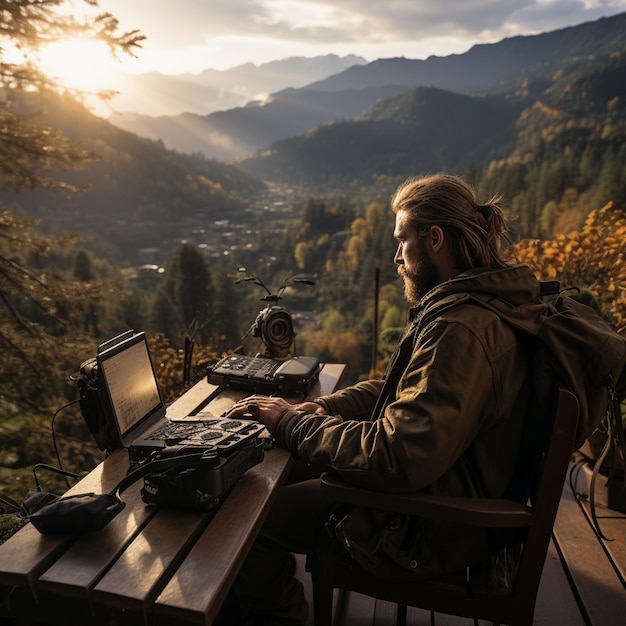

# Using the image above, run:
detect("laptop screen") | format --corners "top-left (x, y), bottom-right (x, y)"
top-left (97, 332), bottom-right (165, 442)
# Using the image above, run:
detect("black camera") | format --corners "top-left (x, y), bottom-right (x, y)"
top-left (251, 305), bottom-right (295, 359)
top-left (236, 272), bottom-right (315, 359)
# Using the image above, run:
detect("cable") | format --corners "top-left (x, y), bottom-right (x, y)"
top-left (50, 399), bottom-right (80, 487)
top-left (568, 457), bottom-right (588, 499)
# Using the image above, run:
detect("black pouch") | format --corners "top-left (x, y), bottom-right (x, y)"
top-left (19, 465), bottom-right (125, 535)
top-left (21, 490), bottom-right (125, 535)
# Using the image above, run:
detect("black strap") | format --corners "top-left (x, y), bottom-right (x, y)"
top-left (588, 376), bottom-right (625, 542)
top-left (113, 449), bottom-right (219, 496)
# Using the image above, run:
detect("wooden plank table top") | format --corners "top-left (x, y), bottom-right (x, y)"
top-left (0, 361), bottom-right (345, 625)
top-left (151, 446), bottom-right (293, 625)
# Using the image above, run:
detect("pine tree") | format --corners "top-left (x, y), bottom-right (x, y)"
top-left (151, 243), bottom-right (213, 346)
top-left (73, 249), bottom-right (94, 282)
top-left (0, 3), bottom-right (144, 505)
top-left (210, 263), bottom-right (241, 352)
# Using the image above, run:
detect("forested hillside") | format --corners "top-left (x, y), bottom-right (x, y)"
top-left (475, 52), bottom-right (626, 238)
top-left (3, 91), bottom-right (265, 263)
top-left (241, 50), bottom-right (626, 240)
top-left (239, 88), bottom-right (524, 186)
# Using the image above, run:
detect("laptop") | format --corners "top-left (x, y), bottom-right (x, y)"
top-left (96, 331), bottom-right (266, 463)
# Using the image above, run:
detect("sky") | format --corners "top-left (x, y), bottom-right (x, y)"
top-left (97, 0), bottom-right (626, 74)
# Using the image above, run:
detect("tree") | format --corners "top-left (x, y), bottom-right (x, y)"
top-left (0, 2), bottom-right (144, 503)
top-left (150, 243), bottom-right (213, 345)
top-left (209, 263), bottom-right (242, 352)
top-left (507, 203), bottom-right (626, 329)
top-left (0, 0), bottom-right (143, 349)
top-left (1, 0), bottom-right (144, 192)
top-left (73, 248), bottom-right (94, 281)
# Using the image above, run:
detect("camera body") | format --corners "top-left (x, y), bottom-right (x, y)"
top-left (251, 305), bottom-right (295, 359)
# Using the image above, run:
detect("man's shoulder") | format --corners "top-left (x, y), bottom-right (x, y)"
top-left (436, 297), bottom-right (509, 331)
top-left (418, 291), bottom-right (523, 350)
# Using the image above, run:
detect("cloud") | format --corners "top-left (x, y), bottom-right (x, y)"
top-left (108, 0), bottom-right (531, 45)
top-left (101, 0), bottom-right (626, 69)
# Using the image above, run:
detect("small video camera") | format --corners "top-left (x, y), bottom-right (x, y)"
top-left (251, 305), bottom-right (295, 359)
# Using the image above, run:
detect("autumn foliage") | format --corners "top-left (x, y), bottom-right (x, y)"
top-left (148, 333), bottom-right (220, 403)
top-left (506, 203), bottom-right (626, 330)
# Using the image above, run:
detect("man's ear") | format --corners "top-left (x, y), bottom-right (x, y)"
top-left (428, 225), bottom-right (446, 253)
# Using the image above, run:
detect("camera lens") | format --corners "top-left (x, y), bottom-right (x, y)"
top-left (261, 306), bottom-right (294, 350)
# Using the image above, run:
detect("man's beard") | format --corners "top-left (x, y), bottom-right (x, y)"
top-left (398, 253), bottom-right (440, 305)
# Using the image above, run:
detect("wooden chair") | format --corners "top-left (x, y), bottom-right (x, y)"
top-left (310, 386), bottom-right (579, 626)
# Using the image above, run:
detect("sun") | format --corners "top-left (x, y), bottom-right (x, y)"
top-left (39, 37), bottom-right (120, 93)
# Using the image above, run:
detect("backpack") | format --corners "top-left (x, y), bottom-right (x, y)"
top-left (474, 281), bottom-right (626, 538)
top-left (474, 281), bottom-right (626, 447)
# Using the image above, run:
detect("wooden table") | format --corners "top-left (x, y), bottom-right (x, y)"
top-left (0, 363), bottom-right (345, 626)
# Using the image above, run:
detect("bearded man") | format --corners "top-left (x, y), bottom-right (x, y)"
top-left (221, 173), bottom-right (543, 626)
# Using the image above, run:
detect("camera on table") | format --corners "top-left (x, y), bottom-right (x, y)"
top-left (236, 273), bottom-right (315, 360)
top-left (251, 305), bottom-right (295, 360)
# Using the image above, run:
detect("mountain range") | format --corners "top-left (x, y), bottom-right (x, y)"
top-left (7, 11), bottom-right (626, 265)
top-left (108, 12), bottom-right (626, 163)
top-left (240, 43), bottom-right (626, 187)
top-left (106, 54), bottom-right (366, 117)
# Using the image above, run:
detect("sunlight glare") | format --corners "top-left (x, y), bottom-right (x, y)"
top-left (40, 38), bottom-right (119, 92)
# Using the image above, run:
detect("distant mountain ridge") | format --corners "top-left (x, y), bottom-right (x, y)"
top-left (239, 49), bottom-right (626, 192)
top-left (303, 12), bottom-right (626, 94)
top-left (110, 85), bottom-right (410, 162)
top-left (109, 12), bottom-right (626, 162)
top-left (107, 54), bottom-right (367, 117)
top-left (238, 87), bottom-right (525, 185)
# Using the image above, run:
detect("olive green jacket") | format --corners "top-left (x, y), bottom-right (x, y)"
top-left (275, 264), bottom-right (542, 578)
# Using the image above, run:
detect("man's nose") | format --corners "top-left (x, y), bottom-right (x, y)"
top-left (394, 244), bottom-right (404, 265)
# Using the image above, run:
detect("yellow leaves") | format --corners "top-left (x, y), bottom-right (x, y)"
top-left (294, 241), bottom-right (311, 270)
top-left (601, 124), bottom-right (616, 139)
top-left (507, 205), bottom-right (626, 330)
top-left (197, 175), bottom-right (223, 193)
top-left (346, 235), bottom-right (366, 270)
top-left (148, 333), bottom-right (219, 402)
top-left (350, 217), bottom-right (368, 237)
top-left (524, 101), bottom-right (563, 121)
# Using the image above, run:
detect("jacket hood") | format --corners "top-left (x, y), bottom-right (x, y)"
top-left (416, 264), bottom-right (540, 312)
top-left (408, 264), bottom-right (542, 332)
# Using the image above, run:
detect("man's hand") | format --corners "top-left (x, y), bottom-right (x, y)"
top-left (225, 395), bottom-right (294, 434)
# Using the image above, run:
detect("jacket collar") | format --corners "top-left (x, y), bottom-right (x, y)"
top-left (407, 264), bottom-right (540, 323)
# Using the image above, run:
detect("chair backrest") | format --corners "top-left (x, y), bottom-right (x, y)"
top-left (311, 385), bottom-right (580, 626)
top-left (508, 385), bottom-right (579, 604)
